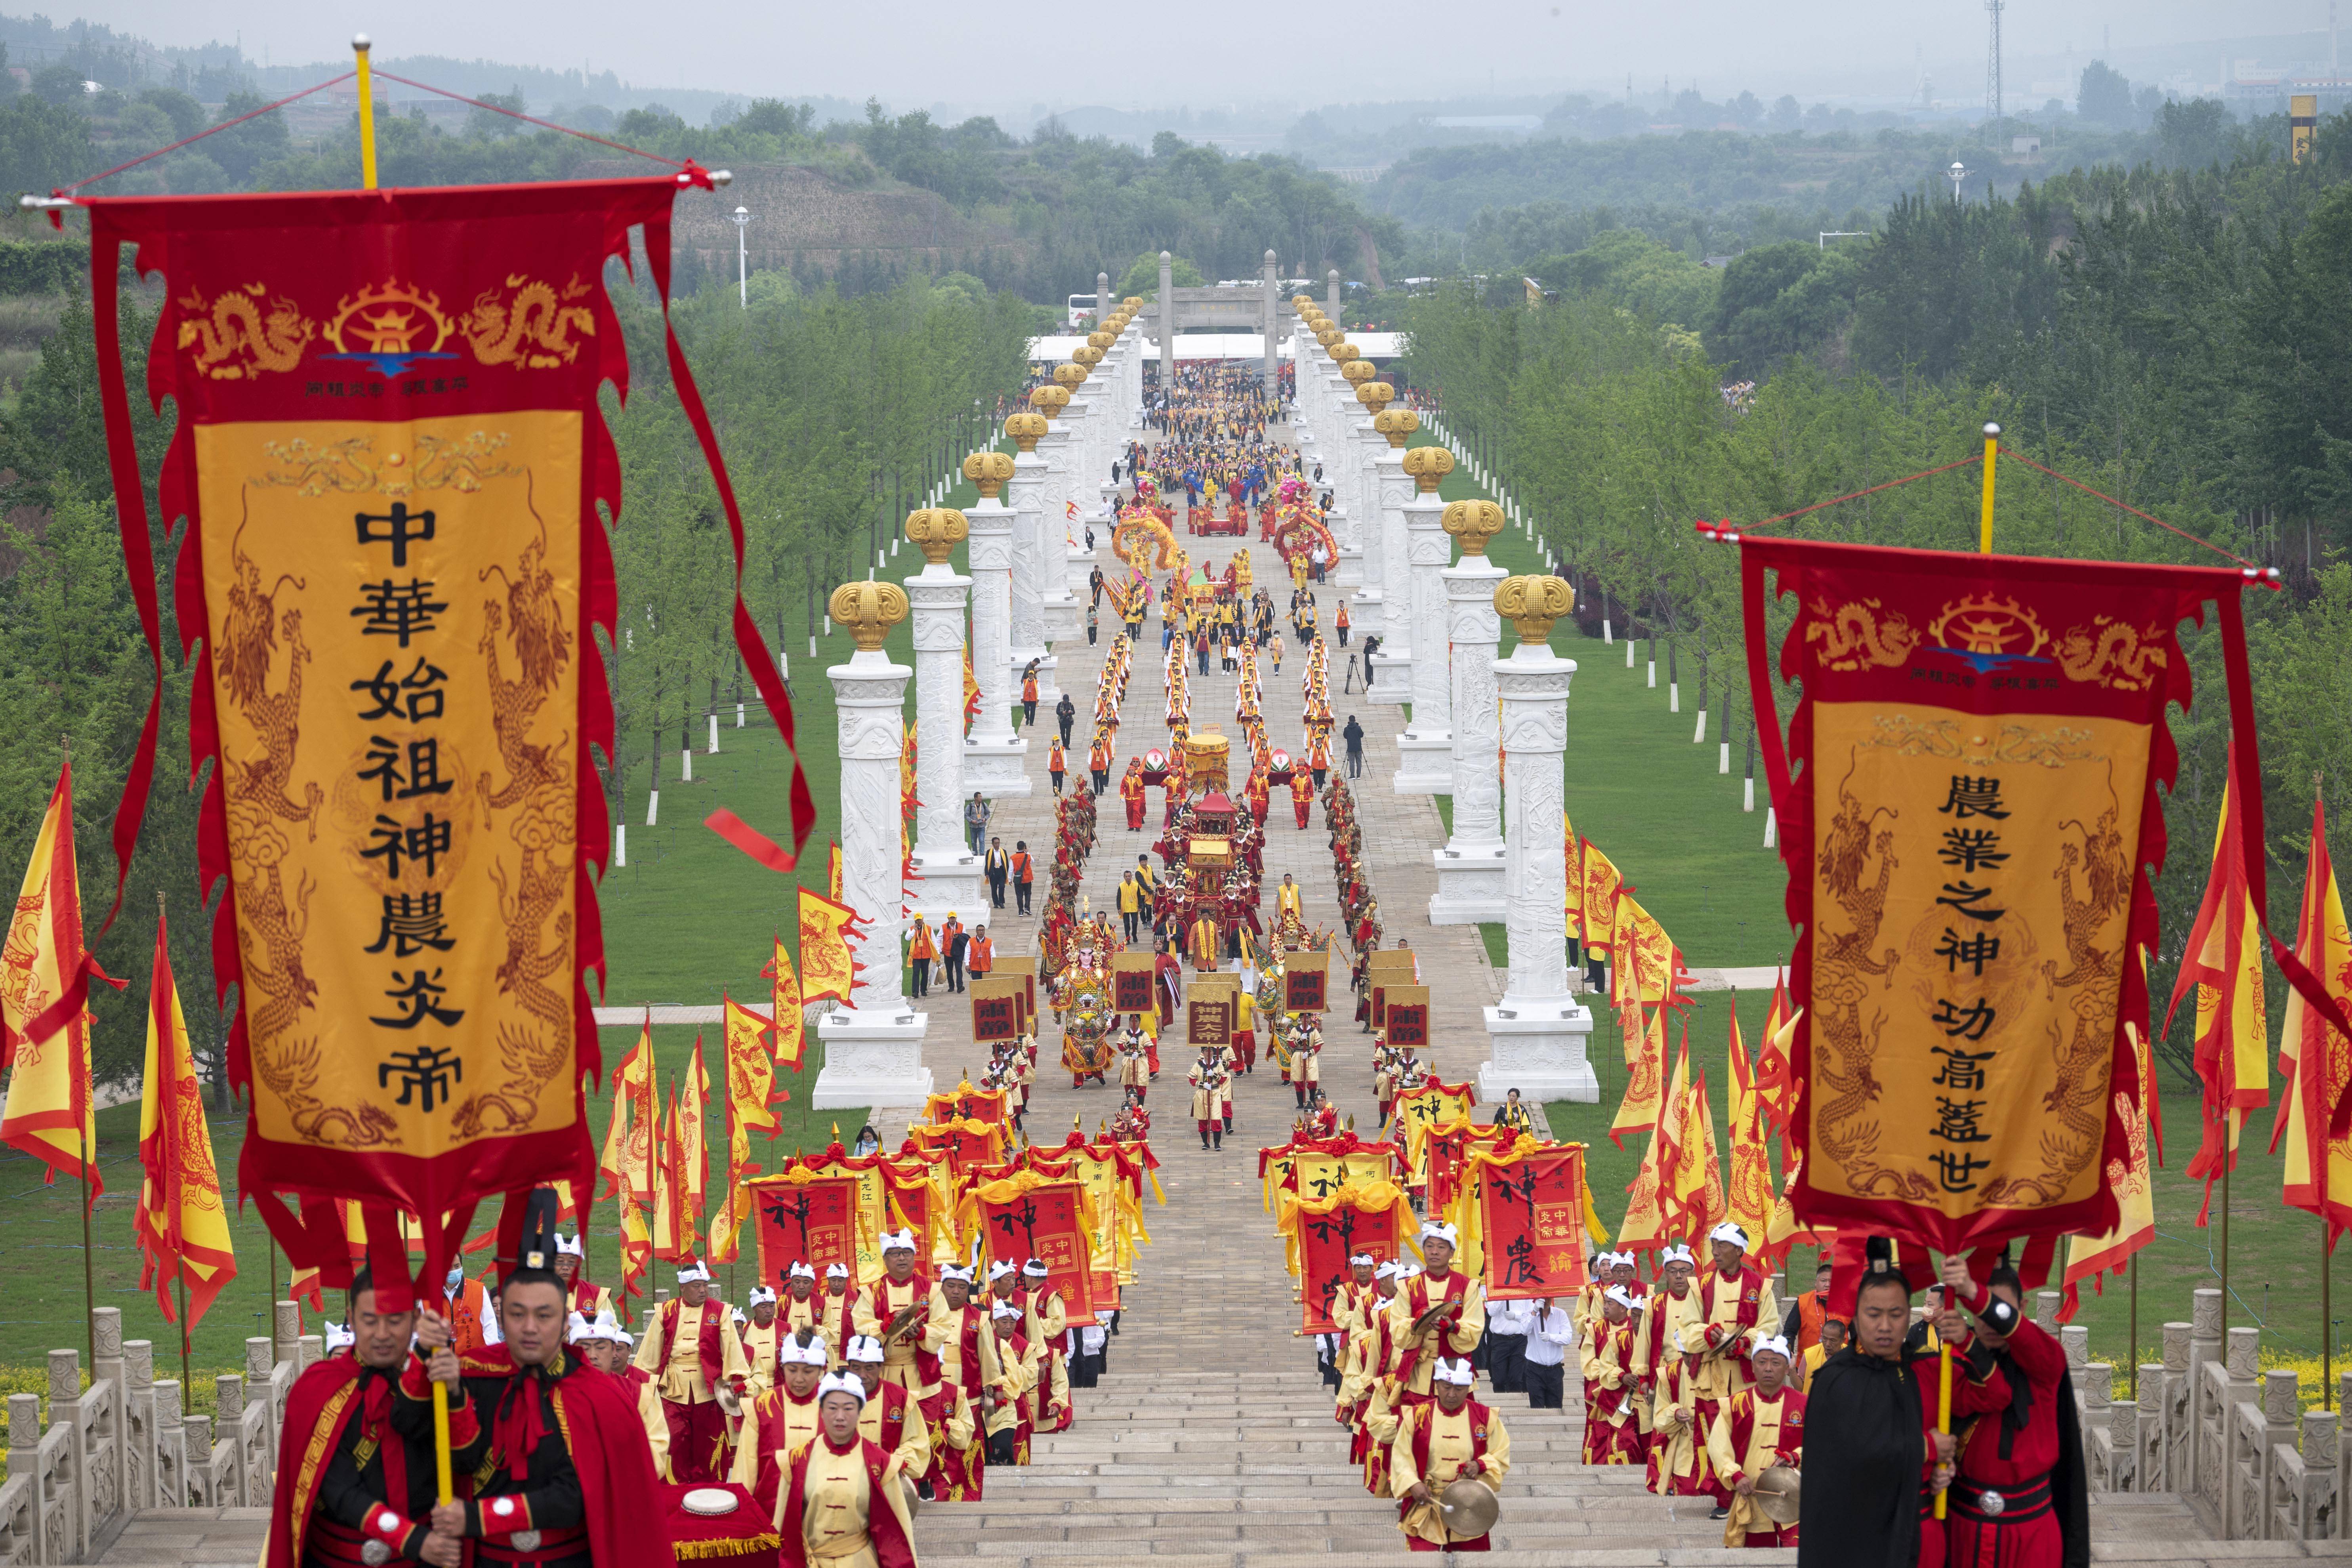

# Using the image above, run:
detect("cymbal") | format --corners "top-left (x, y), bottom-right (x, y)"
top-left (900, 1475), bottom-right (923, 1519)
top-left (1438, 1476), bottom-right (1498, 1538)
top-left (1753, 1465), bottom-right (1800, 1525)
top-left (883, 1304), bottom-right (929, 1341)
top-left (1409, 1301), bottom-right (1458, 1338)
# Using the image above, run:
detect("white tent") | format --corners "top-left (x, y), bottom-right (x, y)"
top-left (1026, 331), bottom-right (1402, 362)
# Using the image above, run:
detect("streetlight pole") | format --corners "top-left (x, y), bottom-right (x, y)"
top-left (1946, 161), bottom-right (1968, 204)
top-left (730, 204), bottom-right (754, 307)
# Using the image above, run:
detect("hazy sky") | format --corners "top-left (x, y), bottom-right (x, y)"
top-left (120, 0), bottom-right (2323, 103)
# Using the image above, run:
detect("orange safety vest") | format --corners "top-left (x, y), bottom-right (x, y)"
top-left (1049, 742), bottom-right (1065, 773)
top-left (910, 923), bottom-right (936, 960)
top-left (970, 938), bottom-right (994, 973)
top-left (1011, 852), bottom-right (1033, 883)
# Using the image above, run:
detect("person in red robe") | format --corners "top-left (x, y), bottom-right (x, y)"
top-left (1291, 767), bottom-right (1313, 829)
top-left (265, 1270), bottom-right (478, 1568)
top-left (433, 1190), bottom-right (672, 1567)
top-left (1120, 757), bottom-right (1149, 830)
top-left (1935, 1253), bottom-right (2086, 1568)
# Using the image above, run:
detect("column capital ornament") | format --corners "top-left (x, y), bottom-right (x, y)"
top-left (1403, 444), bottom-right (1455, 494)
top-left (1373, 407), bottom-right (1420, 449)
top-left (1444, 498), bottom-right (1506, 555)
top-left (906, 507), bottom-right (968, 564)
top-left (963, 450), bottom-right (1015, 498)
top-left (1494, 574), bottom-right (1575, 642)
top-left (1027, 383), bottom-right (1070, 420)
top-left (830, 580), bottom-right (909, 651)
top-left (1004, 412), bottom-right (1047, 453)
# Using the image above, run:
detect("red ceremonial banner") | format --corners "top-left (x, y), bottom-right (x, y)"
top-left (1297, 1200), bottom-right (1400, 1333)
top-left (1111, 957), bottom-right (1155, 1013)
top-left (1734, 535), bottom-right (2337, 1272)
top-left (1473, 1146), bottom-right (1593, 1301)
top-left (85, 174), bottom-right (809, 1288)
top-left (1385, 992), bottom-right (1431, 1050)
top-left (978, 1179), bottom-right (1095, 1318)
top-left (749, 1173), bottom-right (861, 1284)
top-left (1283, 955), bottom-right (1329, 1013)
top-left (971, 982), bottom-right (1024, 1043)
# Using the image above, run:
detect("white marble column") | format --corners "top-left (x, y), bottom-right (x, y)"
top-left (1036, 409), bottom-right (1083, 643)
top-left (815, 584), bottom-right (931, 1108)
top-left (1431, 507), bottom-right (1507, 923)
top-left (1391, 486), bottom-right (1453, 790)
top-left (1365, 432), bottom-right (1413, 702)
top-left (1261, 248), bottom-right (1278, 398)
top-left (903, 512), bottom-right (985, 921)
top-left (1480, 577), bottom-right (1596, 1103)
top-left (1006, 440), bottom-right (1061, 716)
top-left (961, 456), bottom-right (1030, 798)
top-left (1158, 250), bottom-right (1175, 387)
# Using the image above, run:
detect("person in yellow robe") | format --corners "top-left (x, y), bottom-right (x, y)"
top-left (1276, 872), bottom-right (1304, 924)
top-left (631, 1259), bottom-right (752, 1484)
top-left (1188, 909), bottom-right (1221, 971)
top-left (842, 1334), bottom-right (933, 1481)
top-left (1387, 1222), bottom-right (1484, 1397)
top-left (1388, 1356), bottom-right (1511, 1551)
top-left (1580, 1286), bottom-right (1646, 1465)
top-left (774, 1371), bottom-right (919, 1567)
top-left (740, 1284), bottom-right (786, 1398)
top-left (1674, 1223), bottom-right (1780, 1514)
top-left (732, 1330), bottom-right (832, 1493)
top-left (1702, 1336), bottom-right (1803, 1548)
top-left (852, 1231), bottom-right (936, 1396)
top-left (981, 1302), bottom-right (1042, 1465)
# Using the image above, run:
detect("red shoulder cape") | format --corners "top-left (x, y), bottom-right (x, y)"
top-left (469, 1346), bottom-right (671, 1567)
top-left (265, 1357), bottom-right (368, 1568)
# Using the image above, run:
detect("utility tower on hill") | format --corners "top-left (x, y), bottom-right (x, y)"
top-left (1985, 0), bottom-right (2006, 120)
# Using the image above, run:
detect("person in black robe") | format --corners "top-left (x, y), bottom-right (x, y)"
top-left (1799, 1238), bottom-right (1950, 1567)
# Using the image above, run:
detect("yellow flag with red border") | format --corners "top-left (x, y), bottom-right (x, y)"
top-left (828, 843), bottom-right (844, 902)
top-left (1661, 1028), bottom-right (1725, 1244)
top-left (1617, 1031), bottom-right (1693, 1254)
top-left (2169, 766), bottom-right (2269, 1222)
top-left (134, 912), bottom-right (237, 1328)
top-left (1562, 811), bottom-right (1580, 940)
top-left (2274, 798), bottom-right (2352, 1247)
top-left (679, 1035), bottom-right (711, 1218)
top-left (722, 993), bottom-right (782, 1139)
top-left (706, 1089), bottom-right (763, 1265)
top-left (799, 885), bottom-right (863, 1007)
top-left (1725, 1001), bottom-right (1774, 1248)
top-left (1608, 1000), bottom-right (1668, 1145)
top-left (1578, 840), bottom-right (1622, 961)
top-left (1, 762), bottom-right (113, 1192)
top-left (764, 935), bottom-right (807, 1075)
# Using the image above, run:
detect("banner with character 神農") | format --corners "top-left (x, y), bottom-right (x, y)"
top-left (85, 174), bottom-right (810, 1289)
top-left (1732, 535), bottom-right (2315, 1277)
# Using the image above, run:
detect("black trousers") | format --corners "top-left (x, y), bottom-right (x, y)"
top-left (1093, 768), bottom-right (1110, 792)
top-left (910, 959), bottom-right (930, 997)
top-left (1488, 1332), bottom-right (1525, 1393)
top-left (1123, 912), bottom-right (1140, 942)
top-left (989, 873), bottom-right (1007, 908)
top-left (1522, 1358), bottom-right (1565, 1409)
top-left (1016, 881), bottom-right (1032, 914)
top-left (945, 955), bottom-right (965, 991)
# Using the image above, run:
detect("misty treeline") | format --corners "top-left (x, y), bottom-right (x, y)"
top-left (0, 266), bottom-right (1031, 1094)
top-left (0, 82), bottom-right (1398, 309)
top-left (1402, 133), bottom-right (2352, 1088)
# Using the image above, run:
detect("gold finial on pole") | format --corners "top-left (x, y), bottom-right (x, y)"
top-left (828, 580), bottom-right (910, 651)
top-left (353, 34), bottom-right (378, 191)
top-left (1494, 574), bottom-right (1576, 643)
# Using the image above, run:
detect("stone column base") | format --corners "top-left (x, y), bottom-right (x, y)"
top-left (962, 736), bottom-right (1032, 798)
top-left (1428, 844), bottom-right (1506, 925)
top-left (815, 1007), bottom-right (933, 1108)
top-left (1010, 649), bottom-right (1060, 712)
top-left (1391, 731), bottom-right (1453, 794)
top-left (1066, 542), bottom-right (1096, 598)
top-left (1480, 1001), bottom-right (1599, 1103)
top-left (1333, 546), bottom-right (1362, 589)
top-left (1363, 651), bottom-right (1412, 705)
top-left (1044, 592), bottom-right (1082, 641)
top-left (904, 846), bottom-right (986, 924)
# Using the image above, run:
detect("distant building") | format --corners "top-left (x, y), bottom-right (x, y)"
top-left (1702, 255), bottom-right (1737, 269)
top-left (2011, 134), bottom-right (2043, 153)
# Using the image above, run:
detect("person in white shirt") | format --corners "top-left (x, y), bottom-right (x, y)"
top-left (1516, 1295), bottom-right (1575, 1410)
top-left (1484, 1296), bottom-right (1530, 1395)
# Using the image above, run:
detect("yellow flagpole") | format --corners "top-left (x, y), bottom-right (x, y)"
top-left (1977, 421), bottom-right (2000, 554)
top-left (353, 34), bottom-right (378, 191)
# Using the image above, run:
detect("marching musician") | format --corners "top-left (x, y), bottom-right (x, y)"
top-left (1705, 1336), bottom-right (1805, 1548)
top-left (631, 1257), bottom-right (750, 1485)
top-left (1388, 1356), bottom-right (1510, 1553)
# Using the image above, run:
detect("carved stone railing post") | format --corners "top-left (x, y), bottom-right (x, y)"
top-left (2135, 1362), bottom-right (2165, 1492)
top-left (6, 1391), bottom-right (42, 1564)
top-left (2077, 1361), bottom-right (2114, 1489)
top-left (120, 1338), bottom-right (155, 1513)
top-left (152, 1378), bottom-right (185, 1513)
top-left (214, 1373), bottom-right (247, 1506)
top-left (243, 1338), bottom-right (277, 1506)
top-left (2291, 1406), bottom-right (2340, 1541)
top-left (48, 1349), bottom-right (86, 1560)
top-left (273, 1301), bottom-right (300, 1366)
top-left (2035, 1291), bottom-right (2062, 1333)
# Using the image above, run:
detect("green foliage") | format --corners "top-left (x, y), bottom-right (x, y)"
top-left (1525, 229), bottom-right (1720, 329)
top-left (2078, 62), bottom-right (2137, 130)
top-left (1116, 252), bottom-right (1203, 298)
top-left (0, 240), bottom-right (85, 296)
top-left (1703, 240), bottom-right (1858, 374)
